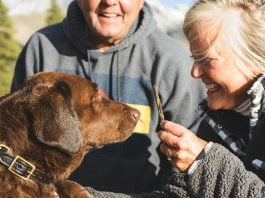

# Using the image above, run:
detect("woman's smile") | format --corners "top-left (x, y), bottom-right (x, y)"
top-left (204, 82), bottom-right (220, 92)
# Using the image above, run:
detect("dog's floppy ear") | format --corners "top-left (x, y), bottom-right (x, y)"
top-left (27, 81), bottom-right (83, 154)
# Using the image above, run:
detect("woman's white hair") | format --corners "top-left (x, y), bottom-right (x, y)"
top-left (183, 0), bottom-right (265, 79)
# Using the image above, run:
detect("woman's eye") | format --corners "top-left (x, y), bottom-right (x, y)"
top-left (199, 58), bottom-right (212, 66)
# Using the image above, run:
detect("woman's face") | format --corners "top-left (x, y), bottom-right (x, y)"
top-left (189, 25), bottom-right (255, 110)
top-left (77, 0), bottom-right (144, 48)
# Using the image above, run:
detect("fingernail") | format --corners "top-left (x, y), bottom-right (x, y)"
top-left (160, 120), bottom-right (168, 129)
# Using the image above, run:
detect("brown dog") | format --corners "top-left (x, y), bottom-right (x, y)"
top-left (0, 72), bottom-right (140, 197)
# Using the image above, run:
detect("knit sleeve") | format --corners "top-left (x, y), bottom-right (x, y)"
top-left (163, 143), bottom-right (265, 197)
top-left (85, 143), bottom-right (265, 197)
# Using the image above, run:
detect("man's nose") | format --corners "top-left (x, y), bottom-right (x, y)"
top-left (101, 0), bottom-right (118, 6)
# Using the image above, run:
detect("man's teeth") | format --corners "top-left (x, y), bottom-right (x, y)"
top-left (103, 13), bottom-right (118, 17)
top-left (205, 83), bottom-right (219, 91)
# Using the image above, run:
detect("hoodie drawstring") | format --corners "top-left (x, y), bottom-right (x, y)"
top-left (116, 50), bottom-right (121, 101)
top-left (77, 57), bottom-right (91, 81)
top-left (87, 53), bottom-right (95, 82)
top-left (80, 50), bottom-right (121, 101)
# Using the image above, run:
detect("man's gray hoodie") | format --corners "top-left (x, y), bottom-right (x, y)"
top-left (11, 0), bottom-right (205, 193)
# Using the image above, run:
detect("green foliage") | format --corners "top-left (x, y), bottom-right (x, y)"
top-left (46, 0), bottom-right (63, 25)
top-left (0, 1), bottom-right (21, 96)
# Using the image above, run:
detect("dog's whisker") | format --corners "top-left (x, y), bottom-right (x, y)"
top-left (138, 118), bottom-right (144, 124)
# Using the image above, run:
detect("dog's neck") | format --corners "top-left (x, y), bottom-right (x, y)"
top-left (0, 144), bottom-right (52, 184)
top-left (0, 95), bottom-right (81, 185)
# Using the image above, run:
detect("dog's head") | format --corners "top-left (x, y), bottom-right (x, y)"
top-left (23, 72), bottom-right (140, 155)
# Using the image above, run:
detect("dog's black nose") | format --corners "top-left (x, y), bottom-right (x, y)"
top-left (131, 109), bottom-right (141, 121)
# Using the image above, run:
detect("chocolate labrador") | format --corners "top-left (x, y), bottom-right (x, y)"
top-left (0, 72), bottom-right (140, 197)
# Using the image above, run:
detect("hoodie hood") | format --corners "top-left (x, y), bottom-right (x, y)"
top-left (63, 0), bottom-right (157, 55)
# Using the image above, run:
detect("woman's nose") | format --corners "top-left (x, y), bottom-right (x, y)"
top-left (191, 63), bottom-right (204, 79)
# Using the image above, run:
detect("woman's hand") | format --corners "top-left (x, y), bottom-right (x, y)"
top-left (159, 120), bottom-right (208, 172)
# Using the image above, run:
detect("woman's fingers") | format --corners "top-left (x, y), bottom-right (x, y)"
top-left (158, 129), bottom-right (180, 148)
top-left (159, 120), bottom-right (208, 172)
top-left (160, 142), bottom-right (177, 160)
top-left (160, 120), bottom-right (185, 137)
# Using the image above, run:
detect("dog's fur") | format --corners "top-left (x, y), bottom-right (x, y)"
top-left (0, 72), bottom-right (140, 197)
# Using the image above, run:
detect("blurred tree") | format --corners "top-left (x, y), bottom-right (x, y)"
top-left (46, 0), bottom-right (63, 25)
top-left (0, 1), bottom-right (21, 96)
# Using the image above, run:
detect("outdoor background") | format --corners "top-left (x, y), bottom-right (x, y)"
top-left (0, 0), bottom-right (192, 97)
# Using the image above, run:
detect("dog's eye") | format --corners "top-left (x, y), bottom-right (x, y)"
top-left (92, 88), bottom-right (107, 101)
top-left (92, 92), bottom-right (100, 101)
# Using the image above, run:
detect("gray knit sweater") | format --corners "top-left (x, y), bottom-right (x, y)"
top-left (86, 144), bottom-right (264, 197)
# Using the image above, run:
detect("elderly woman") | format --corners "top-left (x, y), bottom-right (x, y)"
top-left (156, 0), bottom-right (265, 197)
